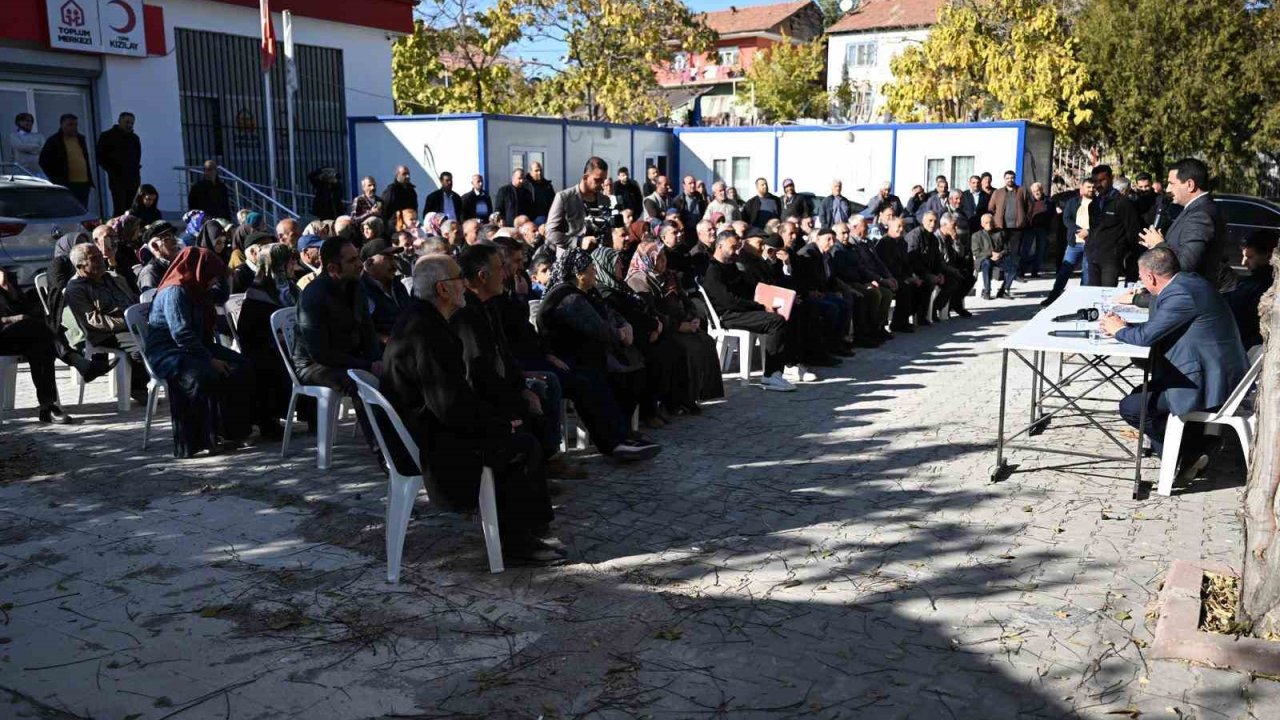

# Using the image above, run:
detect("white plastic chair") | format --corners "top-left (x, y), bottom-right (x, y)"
top-left (223, 293), bottom-right (246, 352)
top-left (347, 369), bottom-right (503, 579)
top-left (696, 281), bottom-right (757, 385)
top-left (0, 355), bottom-right (20, 425)
top-left (66, 300), bottom-right (132, 413)
top-left (123, 303), bottom-right (167, 449)
top-left (33, 272), bottom-right (53, 316)
top-left (271, 307), bottom-right (344, 470)
top-left (1157, 346), bottom-right (1266, 496)
top-left (401, 277), bottom-right (414, 296)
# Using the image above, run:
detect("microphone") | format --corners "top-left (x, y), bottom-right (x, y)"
top-left (1049, 330), bottom-right (1092, 338)
top-left (1052, 308), bottom-right (1100, 322)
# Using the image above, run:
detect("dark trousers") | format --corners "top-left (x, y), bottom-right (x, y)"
top-left (998, 229), bottom-right (1023, 264)
top-left (1085, 254), bottom-right (1121, 288)
top-left (940, 266), bottom-right (971, 313)
top-left (859, 283), bottom-right (894, 330)
top-left (808, 295), bottom-right (849, 347)
top-left (109, 175), bottom-right (140, 217)
top-left (525, 372), bottom-right (563, 458)
top-left (0, 318), bottom-right (60, 406)
top-left (93, 332), bottom-right (150, 396)
top-left (297, 363), bottom-right (377, 454)
top-left (1020, 227), bottom-right (1050, 275)
top-left (66, 182), bottom-right (92, 211)
top-left (1119, 384), bottom-right (1177, 455)
top-left (980, 256), bottom-right (1017, 294)
top-left (721, 309), bottom-right (790, 375)
top-left (890, 280), bottom-right (924, 328)
top-left (560, 366), bottom-right (629, 455)
top-left (165, 346), bottom-right (255, 458)
top-left (484, 430), bottom-right (553, 537)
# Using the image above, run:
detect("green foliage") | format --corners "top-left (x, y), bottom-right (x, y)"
top-left (883, 0), bottom-right (1097, 139)
top-left (1077, 0), bottom-right (1280, 188)
top-left (741, 38), bottom-right (829, 123)
top-left (517, 0), bottom-right (716, 122)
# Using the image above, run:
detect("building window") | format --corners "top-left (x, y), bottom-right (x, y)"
top-left (718, 47), bottom-right (740, 67)
top-left (845, 41), bottom-right (877, 69)
top-left (712, 157), bottom-right (752, 197)
top-left (926, 158), bottom-right (946, 184)
top-left (713, 159), bottom-right (728, 185)
top-left (951, 156), bottom-right (975, 188)
top-left (672, 52), bottom-right (688, 71)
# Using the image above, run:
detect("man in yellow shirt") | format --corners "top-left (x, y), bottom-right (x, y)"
top-left (38, 113), bottom-right (94, 210)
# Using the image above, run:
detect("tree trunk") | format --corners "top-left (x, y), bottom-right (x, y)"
top-left (1241, 250), bottom-right (1280, 637)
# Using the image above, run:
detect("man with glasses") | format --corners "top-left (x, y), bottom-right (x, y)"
top-left (293, 237), bottom-right (383, 455)
top-left (137, 221), bottom-right (180, 293)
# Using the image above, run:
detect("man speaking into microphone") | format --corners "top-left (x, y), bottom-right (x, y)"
top-left (1097, 247), bottom-right (1246, 480)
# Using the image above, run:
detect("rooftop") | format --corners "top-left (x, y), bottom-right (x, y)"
top-left (700, 0), bottom-right (816, 36)
top-left (826, 0), bottom-right (944, 34)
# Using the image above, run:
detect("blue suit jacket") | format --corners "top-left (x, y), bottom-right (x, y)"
top-left (1115, 273), bottom-right (1247, 416)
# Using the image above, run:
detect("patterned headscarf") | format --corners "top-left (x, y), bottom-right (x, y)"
top-left (590, 246), bottom-right (627, 295)
top-left (546, 247), bottom-right (593, 292)
top-left (423, 211), bottom-right (444, 237)
top-left (183, 210), bottom-right (206, 237)
top-left (626, 240), bottom-right (678, 296)
top-left (257, 243), bottom-right (298, 307)
top-left (108, 214), bottom-right (144, 248)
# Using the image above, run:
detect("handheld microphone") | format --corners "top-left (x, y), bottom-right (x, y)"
top-left (1052, 308), bottom-right (1099, 322)
top-left (1049, 330), bottom-right (1092, 338)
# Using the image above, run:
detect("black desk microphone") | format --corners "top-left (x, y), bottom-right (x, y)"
top-left (1052, 308), bottom-right (1100, 322)
top-left (1048, 330), bottom-right (1093, 338)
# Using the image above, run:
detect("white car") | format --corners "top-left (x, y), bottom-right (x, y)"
top-left (0, 172), bottom-right (98, 288)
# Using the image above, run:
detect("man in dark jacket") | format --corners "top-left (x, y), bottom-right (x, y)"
top-left (525, 162), bottom-right (555, 222)
top-left (1138, 158), bottom-right (1234, 292)
top-left (293, 237), bottom-right (382, 449)
top-left (423, 171), bottom-right (463, 221)
top-left (742, 178), bottom-right (782, 229)
top-left (905, 211), bottom-right (958, 324)
top-left (988, 170), bottom-right (1031, 269)
top-left (960, 175), bottom-right (989, 233)
top-left (818, 180), bottom-right (857, 229)
top-left (381, 165), bottom-right (418, 222)
top-left (382, 255), bottom-right (561, 565)
top-left (1223, 230), bottom-right (1275, 350)
top-left (833, 217), bottom-right (896, 337)
top-left (779, 179), bottom-right (813, 222)
top-left (1105, 247), bottom-right (1247, 473)
top-left (358, 238), bottom-right (409, 341)
top-left (460, 174), bottom-right (493, 222)
top-left (39, 113), bottom-right (93, 208)
top-left (307, 166), bottom-right (345, 220)
top-left (1084, 165), bottom-right (1140, 288)
top-left (673, 175), bottom-right (704, 244)
top-left (863, 182), bottom-right (903, 221)
top-left (494, 169), bottom-right (531, 226)
top-left (96, 112), bottom-right (141, 216)
top-left (186, 160), bottom-right (233, 220)
top-left (613, 167), bottom-right (643, 218)
top-left (875, 217), bottom-right (925, 331)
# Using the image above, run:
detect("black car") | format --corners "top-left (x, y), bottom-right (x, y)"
top-left (1216, 193), bottom-right (1280, 268)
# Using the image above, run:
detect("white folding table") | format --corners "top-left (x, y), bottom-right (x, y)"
top-left (993, 286), bottom-right (1152, 498)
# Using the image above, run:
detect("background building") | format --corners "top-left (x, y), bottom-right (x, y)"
top-left (1, 0), bottom-right (413, 217)
top-left (825, 0), bottom-right (942, 123)
top-left (657, 0), bottom-right (825, 127)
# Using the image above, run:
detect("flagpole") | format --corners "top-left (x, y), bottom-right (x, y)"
top-left (261, 0), bottom-right (277, 203)
top-left (283, 10), bottom-right (297, 209)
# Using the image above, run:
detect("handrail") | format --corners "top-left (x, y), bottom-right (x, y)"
top-left (173, 165), bottom-right (300, 222)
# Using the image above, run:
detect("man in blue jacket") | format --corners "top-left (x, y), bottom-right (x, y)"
top-left (1101, 247), bottom-right (1247, 473)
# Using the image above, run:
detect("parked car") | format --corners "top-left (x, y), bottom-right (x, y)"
top-left (0, 174), bottom-right (97, 288)
top-left (1217, 193), bottom-right (1280, 269)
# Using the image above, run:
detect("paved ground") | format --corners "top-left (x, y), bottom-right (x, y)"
top-left (0, 277), bottom-right (1271, 719)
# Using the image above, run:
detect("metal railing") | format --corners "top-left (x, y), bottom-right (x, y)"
top-left (174, 165), bottom-right (301, 225)
top-left (0, 162), bottom-right (42, 180)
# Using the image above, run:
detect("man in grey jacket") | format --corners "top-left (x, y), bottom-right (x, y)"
top-left (1138, 158), bottom-right (1233, 292)
top-left (545, 156), bottom-right (610, 252)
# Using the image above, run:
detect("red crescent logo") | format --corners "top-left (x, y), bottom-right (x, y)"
top-left (108, 0), bottom-right (137, 34)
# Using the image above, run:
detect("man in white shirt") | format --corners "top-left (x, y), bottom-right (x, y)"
top-left (8, 113), bottom-right (45, 177)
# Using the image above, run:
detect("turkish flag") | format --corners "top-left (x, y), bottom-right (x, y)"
top-left (260, 0), bottom-right (276, 73)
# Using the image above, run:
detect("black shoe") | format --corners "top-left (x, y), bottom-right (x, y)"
top-left (80, 355), bottom-right (117, 383)
top-left (682, 402), bottom-right (702, 416)
top-left (1003, 289), bottom-right (1017, 300)
top-left (890, 323), bottom-right (914, 333)
top-left (877, 329), bottom-right (895, 341)
top-left (612, 439), bottom-right (661, 462)
top-left (130, 387), bottom-right (150, 406)
top-left (916, 318), bottom-right (933, 327)
top-left (1039, 295), bottom-right (1058, 307)
top-left (38, 405), bottom-right (79, 425)
top-left (503, 536), bottom-right (567, 566)
top-left (981, 291), bottom-right (992, 300)
top-left (832, 345), bottom-right (858, 357)
top-left (953, 308), bottom-right (973, 318)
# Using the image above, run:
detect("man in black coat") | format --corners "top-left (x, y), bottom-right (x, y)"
top-left (673, 175), bottom-right (705, 244)
top-left (905, 211), bottom-right (958, 325)
top-left (39, 113), bottom-right (94, 208)
top-left (863, 182), bottom-right (903, 223)
top-left (460, 173), bottom-right (493, 222)
top-left (959, 175), bottom-right (990, 233)
top-left (186, 159), bottom-right (233, 220)
top-left (423, 171), bottom-right (463, 221)
top-left (779, 178), bottom-right (813, 222)
top-left (525, 162), bottom-right (556, 222)
top-left (1085, 165), bottom-right (1141, 288)
top-left (875, 217), bottom-right (926, 332)
top-left (742, 178), bottom-right (782, 229)
top-left (613, 167), bottom-right (643, 218)
top-left (832, 217), bottom-right (897, 337)
top-left (95, 112), bottom-right (141, 216)
top-left (382, 255), bottom-right (560, 565)
top-left (494, 169), bottom-right (531, 226)
top-left (1138, 158), bottom-right (1234, 292)
top-left (380, 165), bottom-right (418, 222)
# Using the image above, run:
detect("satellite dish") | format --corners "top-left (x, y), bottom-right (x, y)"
top-left (839, 0), bottom-right (854, 13)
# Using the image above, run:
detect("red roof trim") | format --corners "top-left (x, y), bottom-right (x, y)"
top-left (207, 0), bottom-right (416, 35)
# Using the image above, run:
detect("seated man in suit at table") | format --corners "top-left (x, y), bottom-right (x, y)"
top-left (1101, 247), bottom-right (1247, 478)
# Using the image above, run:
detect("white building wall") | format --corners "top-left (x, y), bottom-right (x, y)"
top-left (893, 126), bottom-right (1021, 194)
top-left (633, 129), bottom-right (673, 177)
top-left (484, 118), bottom-right (562, 191)
top-left (564, 125), bottom-right (628, 189)
top-left (94, 0), bottom-right (395, 208)
top-left (775, 128), bottom-right (893, 204)
top-left (351, 117), bottom-right (480, 199)
top-left (676, 130), bottom-right (775, 198)
top-left (826, 28), bottom-right (930, 121)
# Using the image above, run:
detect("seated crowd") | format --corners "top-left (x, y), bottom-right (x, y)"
top-left (2, 154), bottom-right (1271, 565)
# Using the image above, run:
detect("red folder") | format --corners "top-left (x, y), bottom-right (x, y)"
top-left (754, 283), bottom-right (796, 320)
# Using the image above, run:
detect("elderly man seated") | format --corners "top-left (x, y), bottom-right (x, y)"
top-left (294, 234), bottom-right (325, 290)
top-left (382, 255), bottom-right (562, 566)
top-left (62, 243), bottom-right (149, 404)
top-left (358, 237), bottom-right (409, 342)
top-left (137, 221), bottom-right (179, 293)
top-left (0, 266), bottom-right (77, 423)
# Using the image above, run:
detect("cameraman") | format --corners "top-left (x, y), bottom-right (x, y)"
top-left (546, 156), bottom-right (610, 254)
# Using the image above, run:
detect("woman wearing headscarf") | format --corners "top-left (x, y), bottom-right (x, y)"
top-left (536, 249), bottom-right (660, 460)
top-left (128, 184), bottom-right (162, 225)
top-left (226, 223), bottom-right (259, 268)
top-left (196, 220), bottom-right (231, 263)
top-left (144, 248), bottom-right (262, 456)
top-left (588, 244), bottom-right (668, 426)
top-left (180, 210), bottom-right (205, 247)
top-left (228, 242), bottom-right (295, 437)
top-left (626, 241), bottom-right (724, 415)
top-left (422, 211), bottom-right (444, 238)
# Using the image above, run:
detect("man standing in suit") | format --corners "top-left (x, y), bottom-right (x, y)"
top-left (460, 174), bottom-right (493, 222)
top-left (96, 112), bottom-right (141, 217)
top-left (423, 171), bottom-right (463, 221)
top-left (818, 180), bottom-right (856, 229)
top-left (1102, 247), bottom-right (1248, 477)
top-left (960, 175), bottom-right (989, 233)
top-left (1084, 165), bottom-right (1140, 288)
top-left (987, 170), bottom-right (1031, 274)
top-left (1138, 158), bottom-right (1233, 292)
top-left (494, 169), bottom-right (531, 226)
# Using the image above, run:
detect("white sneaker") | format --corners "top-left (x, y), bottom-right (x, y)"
top-left (784, 365), bottom-right (817, 383)
top-left (760, 372), bottom-right (796, 392)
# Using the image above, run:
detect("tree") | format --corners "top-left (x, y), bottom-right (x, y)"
top-left (741, 38), bottom-right (829, 124)
top-left (515, 0), bottom-right (716, 123)
top-left (831, 63), bottom-right (856, 122)
top-left (1076, 0), bottom-right (1271, 188)
top-left (1243, 255), bottom-right (1280, 638)
top-left (882, 0), bottom-right (1097, 140)
top-left (391, 0), bottom-right (531, 115)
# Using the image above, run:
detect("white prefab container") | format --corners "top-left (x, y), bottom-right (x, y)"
top-left (674, 120), bottom-right (1053, 206)
top-left (349, 113), bottom-right (678, 201)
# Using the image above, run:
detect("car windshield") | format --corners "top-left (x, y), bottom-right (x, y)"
top-left (0, 187), bottom-right (87, 219)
